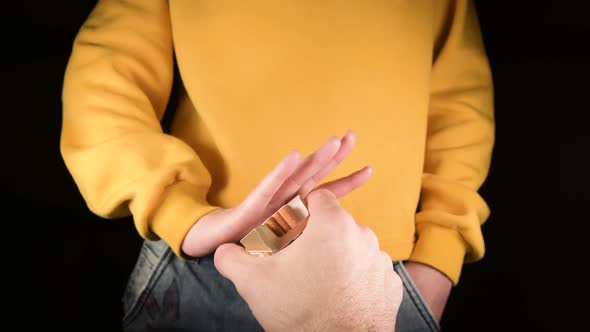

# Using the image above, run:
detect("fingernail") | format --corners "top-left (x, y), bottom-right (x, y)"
top-left (280, 150), bottom-right (300, 166)
top-left (345, 130), bottom-right (356, 143)
top-left (322, 136), bottom-right (341, 149)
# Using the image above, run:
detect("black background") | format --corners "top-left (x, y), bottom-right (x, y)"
top-left (3, 1), bottom-right (588, 331)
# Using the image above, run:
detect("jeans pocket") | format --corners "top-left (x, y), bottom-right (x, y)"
top-left (394, 262), bottom-right (440, 332)
top-left (121, 240), bottom-right (172, 326)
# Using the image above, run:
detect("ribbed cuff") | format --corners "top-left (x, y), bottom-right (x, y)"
top-left (148, 181), bottom-right (220, 259)
top-left (408, 224), bottom-right (467, 285)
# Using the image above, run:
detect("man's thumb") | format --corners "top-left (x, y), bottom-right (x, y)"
top-left (306, 189), bottom-right (342, 218)
top-left (214, 243), bottom-right (257, 281)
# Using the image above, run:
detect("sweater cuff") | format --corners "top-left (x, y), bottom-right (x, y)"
top-left (408, 224), bottom-right (467, 285)
top-left (148, 181), bottom-right (220, 259)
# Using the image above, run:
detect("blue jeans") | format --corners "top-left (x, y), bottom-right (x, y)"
top-left (122, 240), bottom-right (440, 331)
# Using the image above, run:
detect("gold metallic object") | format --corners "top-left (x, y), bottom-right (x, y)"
top-left (240, 195), bottom-right (309, 256)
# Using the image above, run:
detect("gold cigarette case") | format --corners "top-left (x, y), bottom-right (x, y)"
top-left (240, 195), bottom-right (309, 256)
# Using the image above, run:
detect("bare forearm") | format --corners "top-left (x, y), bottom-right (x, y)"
top-left (404, 261), bottom-right (452, 321)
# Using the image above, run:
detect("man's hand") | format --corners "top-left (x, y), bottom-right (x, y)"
top-left (182, 131), bottom-right (372, 257)
top-left (214, 189), bottom-right (403, 332)
top-left (404, 262), bottom-right (452, 322)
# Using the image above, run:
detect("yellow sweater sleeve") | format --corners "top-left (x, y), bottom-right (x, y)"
top-left (60, 0), bottom-right (219, 258)
top-left (408, 0), bottom-right (495, 284)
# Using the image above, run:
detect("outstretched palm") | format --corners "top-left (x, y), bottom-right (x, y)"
top-left (182, 131), bottom-right (372, 257)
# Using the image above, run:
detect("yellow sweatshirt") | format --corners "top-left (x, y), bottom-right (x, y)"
top-left (61, 0), bottom-right (494, 284)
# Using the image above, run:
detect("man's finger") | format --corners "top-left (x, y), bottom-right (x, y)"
top-left (306, 189), bottom-right (342, 219)
top-left (298, 130), bottom-right (356, 198)
top-left (270, 136), bottom-right (341, 209)
top-left (314, 165), bottom-right (373, 198)
top-left (242, 150), bottom-right (300, 210)
top-left (304, 189), bottom-right (360, 234)
top-left (214, 243), bottom-right (259, 282)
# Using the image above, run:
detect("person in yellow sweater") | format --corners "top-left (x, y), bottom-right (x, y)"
top-left (61, 0), bottom-right (494, 331)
